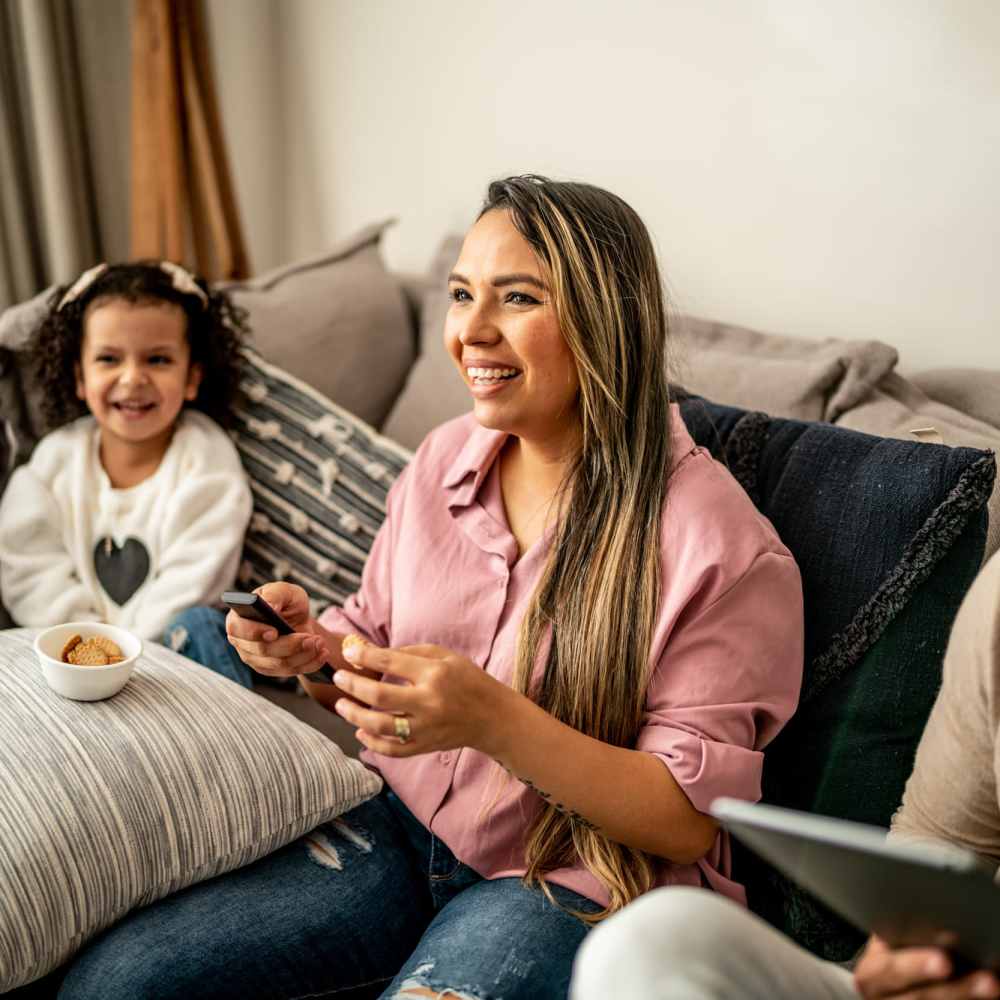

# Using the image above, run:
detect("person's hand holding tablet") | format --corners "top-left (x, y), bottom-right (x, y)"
top-left (854, 936), bottom-right (1000, 1000)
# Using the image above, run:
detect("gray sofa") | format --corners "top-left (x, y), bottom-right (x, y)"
top-left (1, 223), bottom-right (998, 966)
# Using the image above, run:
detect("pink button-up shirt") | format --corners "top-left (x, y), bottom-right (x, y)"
top-left (318, 405), bottom-right (803, 907)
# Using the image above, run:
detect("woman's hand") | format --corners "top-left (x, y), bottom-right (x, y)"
top-left (332, 643), bottom-right (513, 757)
top-left (225, 582), bottom-right (328, 678)
top-left (854, 936), bottom-right (1000, 999)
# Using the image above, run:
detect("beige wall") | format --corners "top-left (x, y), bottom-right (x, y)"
top-left (205, 0), bottom-right (283, 274)
top-left (220, 1), bottom-right (1000, 371)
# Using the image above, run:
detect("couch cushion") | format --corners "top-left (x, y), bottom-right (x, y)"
top-left (220, 221), bottom-right (415, 430)
top-left (674, 316), bottom-right (899, 423)
top-left (912, 368), bottom-right (1000, 432)
top-left (382, 234), bottom-right (469, 450)
top-left (836, 372), bottom-right (1000, 561)
top-left (231, 348), bottom-right (412, 611)
top-left (0, 286), bottom-right (55, 491)
top-left (0, 628), bottom-right (381, 993)
top-left (679, 396), bottom-right (995, 961)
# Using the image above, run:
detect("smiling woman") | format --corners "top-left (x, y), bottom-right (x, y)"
top-left (51, 178), bottom-right (805, 1000)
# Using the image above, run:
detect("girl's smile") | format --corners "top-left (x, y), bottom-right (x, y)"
top-left (74, 299), bottom-right (203, 480)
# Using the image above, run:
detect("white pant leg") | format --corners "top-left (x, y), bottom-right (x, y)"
top-left (570, 886), bottom-right (858, 1000)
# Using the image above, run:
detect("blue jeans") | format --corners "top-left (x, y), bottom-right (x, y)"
top-left (56, 789), bottom-right (601, 999)
top-left (162, 606), bottom-right (256, 689)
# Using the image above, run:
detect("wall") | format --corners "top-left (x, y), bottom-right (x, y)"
top-left (204, 0), bottom-right (283, 274)
top-left (236, 0), bottom-right (996, 373)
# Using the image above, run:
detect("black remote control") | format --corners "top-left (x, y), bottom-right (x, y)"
top-left (221, 591), bottom-right (335, 684)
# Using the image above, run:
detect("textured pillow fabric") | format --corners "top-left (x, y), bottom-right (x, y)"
top-left (0, 628), bottom-right (382, 993)
top-left (674, 316), bottom-right (899, 423)
top-left (232, 348), bottom-right (412, 611)
top-left (836, 372), bottom-right (1000, 561)
top-left (382, 234), bottom-right (470, 450)
top-left (679, 397), bottom-right (995, 962)
top-left (220, 221), bottom-right (415, 430)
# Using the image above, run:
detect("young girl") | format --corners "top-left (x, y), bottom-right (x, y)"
top-left (0, 261), bottom-right (253, 644)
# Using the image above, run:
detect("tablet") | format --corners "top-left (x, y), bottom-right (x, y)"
top-left (710, 797), bottom-right (1000, 970)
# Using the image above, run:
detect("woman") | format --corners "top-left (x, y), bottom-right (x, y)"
top-left (57, 176), bottom-right (803, 1000)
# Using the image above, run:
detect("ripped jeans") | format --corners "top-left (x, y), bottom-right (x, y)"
top-left (56, 789), bottom-right (601, 1000)
top-left (163, 605), bottom-right (256, 689)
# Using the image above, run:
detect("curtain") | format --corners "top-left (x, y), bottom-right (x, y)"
top-left (0, 0), bottom-right (102, 311)
top-left (130, 0), bottom-right (249, 280)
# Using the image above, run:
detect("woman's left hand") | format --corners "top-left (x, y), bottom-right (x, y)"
top-left (333, 643), bottom-right (513, 757)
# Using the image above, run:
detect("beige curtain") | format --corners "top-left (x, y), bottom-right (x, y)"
top-left (130, 0), bottom-right (249, 280)
top-left (0, 0), bottom-right (102, 311)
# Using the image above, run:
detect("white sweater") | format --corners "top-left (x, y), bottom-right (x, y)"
top-left (0, 410), bottom-right (252, 640)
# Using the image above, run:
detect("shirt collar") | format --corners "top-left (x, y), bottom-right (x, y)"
top-left (442, 421), bottom-right (508, 509)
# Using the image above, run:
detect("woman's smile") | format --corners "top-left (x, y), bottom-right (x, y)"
top-left (465, 363), bottom-right (523, 396)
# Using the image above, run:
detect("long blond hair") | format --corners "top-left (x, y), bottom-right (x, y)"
top-left (482, 177), bottom-right (673, 921)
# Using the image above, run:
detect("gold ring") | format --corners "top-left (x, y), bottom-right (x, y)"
top-left (394, 716), bottom-right (412, 743)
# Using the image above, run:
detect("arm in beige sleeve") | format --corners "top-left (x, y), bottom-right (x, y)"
top-left (890, 551), bottom-right (1000, 875)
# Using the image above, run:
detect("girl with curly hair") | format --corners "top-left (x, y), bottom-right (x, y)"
top-left (0, 261), bottom-right (252, 647)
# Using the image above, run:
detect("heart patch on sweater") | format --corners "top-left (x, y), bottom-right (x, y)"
top-left (93, 536), bottom-right (150, 606)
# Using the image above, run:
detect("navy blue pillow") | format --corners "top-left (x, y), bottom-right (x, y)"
top-left (678, 397), bottom-right (995, 960)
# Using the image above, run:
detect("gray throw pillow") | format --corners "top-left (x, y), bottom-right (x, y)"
top-left (0, 629), bottom-right (382, 993)
top-left (673, 315), bottom-right (900, 423)
top-left (232, 348), bottom-right (412, 611)
top-left (382, 234), bottom-right (470, 450)
top-left (220, 221), bottom-right (416, 430)
top-left (911, 368), bottom-right (1000, 432)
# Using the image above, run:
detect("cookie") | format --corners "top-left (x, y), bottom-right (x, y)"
top-left (67, 639), bottom-right (110, 666)
top-left (60, 634), bottom-right (83, 661)
top-left (341, 634), bottom-right (370, 660)
top-left (93, 636), bottom-right (123, 658)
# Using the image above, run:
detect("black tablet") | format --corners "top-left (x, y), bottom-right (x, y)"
top-left (711, 797), bottom-right (1000, 970)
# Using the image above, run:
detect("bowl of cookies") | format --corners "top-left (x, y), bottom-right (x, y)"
top-left (33, 622), bottom-right (142, 701)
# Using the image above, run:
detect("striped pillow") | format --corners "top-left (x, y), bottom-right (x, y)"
top-left (0, 629), bottom-right (382, 992)
top-left (231, 349), bottom-right (413, 615)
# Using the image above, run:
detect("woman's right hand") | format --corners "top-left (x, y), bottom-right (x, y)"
top-left (854, 936), bottom-right (1000, 999)
top-left (225, 582), bottom-right (328, 679)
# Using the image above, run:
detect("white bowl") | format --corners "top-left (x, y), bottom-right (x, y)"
top-left (34, 622), bottom-right (142, 701)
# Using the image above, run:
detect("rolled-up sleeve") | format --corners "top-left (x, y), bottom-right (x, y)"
top-left (637, 551), bottom-right (804, 814)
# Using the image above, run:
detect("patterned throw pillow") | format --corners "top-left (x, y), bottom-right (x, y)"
top-left (231, 349), bottom-right (413, 615)
top-left (0, 630), bottom-right (382, 993)
top-left (679, 396), bottom-right (996, 961)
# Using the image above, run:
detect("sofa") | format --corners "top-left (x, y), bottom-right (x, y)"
top-left (1, 220), bottom-right (998, 980)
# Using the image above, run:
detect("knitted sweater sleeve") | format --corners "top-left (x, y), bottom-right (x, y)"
top-left (0, 463), bottom-right (102, 626)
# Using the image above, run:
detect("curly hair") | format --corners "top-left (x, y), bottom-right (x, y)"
top-left (30, 261), bottom-right (248, 431)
